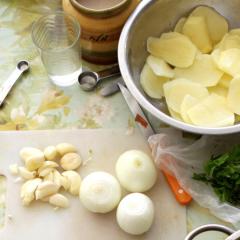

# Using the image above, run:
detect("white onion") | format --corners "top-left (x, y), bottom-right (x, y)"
top-left (115, 150), bottom-right (157, 192)
top-left (79, 171), bottom-right (121, 213)
top-left (116, 193), bottom-right (154, 235)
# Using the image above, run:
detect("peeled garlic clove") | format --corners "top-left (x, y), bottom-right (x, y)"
top-left (49, 194), bottom-right (69, 208)
top-left (19, 147), bottom-right (44, 163)
top-left (9, 164), bottom-right (19, 175)
top-left (44, 171), bottom-right (54, 182)
top-left (52, 170), bottom-right (62, 188)
top-left (25, 154), bottom-right (45, 171)
top-left (21, 178), bottom-right (42, 206)
top-left (43, 146), bottom-right (58, 161)
top-left (35, 181), bottom-right (59, 200)
top-left (60, 175), bottom-right (70, 191)
top-left (38, 161), bottom-right (59, 172)
top-left (18, 167), bottom-right (36, 180)
top-left (56, 143), bottom-right (77, 156)
top-left (38, 167), bottom-right (55, 177)
top-left (60, 153), bottom-right (82, 171)
top-left (62, 171), bottom-right (81, 196)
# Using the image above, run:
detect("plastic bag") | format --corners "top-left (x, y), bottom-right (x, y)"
top-left (148, 127), bottom-right (240, 227)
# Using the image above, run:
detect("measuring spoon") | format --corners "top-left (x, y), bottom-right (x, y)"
top-left (78, 64), bottom-right (120, 91)
top-left (0, 61), bottom-right (30, 107)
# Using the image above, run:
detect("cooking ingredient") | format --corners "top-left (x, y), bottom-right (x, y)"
top-left (56, 143), bottom-right (77, 155)
top-left (227, 78), bottom-right (240, 114)
top-left (193, 145), bottom-right (240, 205)
top-left (146, 55), bottom-right (174, 78)
top-left (140, 63), bottom-right (169, 99)
top-left (38, 167), bottom-right (55, 177)
top-left (208, 84), bottom-right (228, 98)
top-left (19, 147), bottom-right (44, 162)
top-left (9, 164), bottom-right (19, 175)
top-left (80, 171), bottom-right (121, 213)
top-left (21, 178), bottom-right (42, 206)
top-left (62, 170), bottom-right (81, 195)
top-left (52, 169), bottom-right (62, 188)
top-left (174, 54), bottom-right (223, 87)
top-left (35, 181), bottom-right (59, 200)
top-left (115, 150), bottom-right (157, 192)
top-left (163, 79), bottom-right (209, 113)
top-left (43, 146), bottom-right (58, 161)
top-left (190, 6), bottom-right (228, 44)
top-left (60, 152), bottom-right (82, 170)
top-left (188, 94), bottom-right (234, 127)
top-left (49, 193), bottom-right (69, 208)
top-left (168, 108), bottom-right (183, 121)
top-left (18, 167), bottom-right (36, 180)
top-left (217, 34), bottom-right (240, 51)
top-left (44, 171), bottom-right (54, 182)
top-left (38, 161), bottom-right (59, 173)
top-left (180, 95), bottom-right (198, 124)
top-left (25, 154), bottom-right (45, 171)
top-left (116, 193), bottom-right (154, 235)
top-left (219, 74), bottom-right (232, 88)
top-left (182, 16), bottom-right (212, 53)
top-left (147, 32), bottom-right (197, 68)
top-left (60, 174), bottom-right (70, 190)
top-left (217, 48), bottom-right (240, 77)
top-left (174, 17), bottom-right (187, 33)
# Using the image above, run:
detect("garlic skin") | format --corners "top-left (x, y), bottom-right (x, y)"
top-left (116, 193), bottom-right (154, 235)
top-left (79, 171), bottom-right (121, 213)
top-left (116, 150), bottom-right (157, 192)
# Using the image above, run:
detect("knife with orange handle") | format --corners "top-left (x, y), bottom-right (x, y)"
top-left (118, 83), bottom-right (192, 205)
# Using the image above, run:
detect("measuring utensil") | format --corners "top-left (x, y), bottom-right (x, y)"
top-left (118, 83), bottom-right (192, 205)
top-left (184, 224), bottom-right (240, 240)
top-left (78, 64), bottom-right (120, 91)
top-left (0, 61), bottom-right (30, 107)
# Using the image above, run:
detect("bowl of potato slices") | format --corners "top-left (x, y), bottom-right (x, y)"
top-left (118, 0), bottom-right (240, 135)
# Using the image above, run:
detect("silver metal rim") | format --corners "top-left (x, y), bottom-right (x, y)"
top-left (118, 0), bottom-right (240, 135)
top-left (184, 224), bottom-right (234, 240)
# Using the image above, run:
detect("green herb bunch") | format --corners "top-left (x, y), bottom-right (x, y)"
top-left (193, 145), bottom-right (240, 205)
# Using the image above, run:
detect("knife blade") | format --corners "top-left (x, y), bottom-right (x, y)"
top-left (118, 83), bottom-right (192, 205)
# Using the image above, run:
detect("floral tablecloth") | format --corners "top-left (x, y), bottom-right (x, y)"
top-left (0, 1), bottom-right (233, 239)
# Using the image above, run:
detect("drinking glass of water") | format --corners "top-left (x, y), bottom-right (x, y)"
top-left (32, 12), bottom-right (82, 86)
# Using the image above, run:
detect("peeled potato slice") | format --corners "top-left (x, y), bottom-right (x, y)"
top-left (182, 16), bottom-right (212, 53)
top-left (140, 63), bottom-right (169, 99)
top-left (190, 6), bottom-right (228, 44)
top-left (219, 74), bottom-right (232, 88)
top-left (188, 94), bottom-right (234, 127)
top-left (147, 32), bottom-right (197, 68)
top-left (147, 55), bottom-right (174, 78)
top-left (227, 78), bottom-right (240, 114)
top-left (163, 78), bottom-right (209, 113)
top-left (217, 48), bottom-right (240, 77)
top-left (229, 28), bottom-right (240, 37)
top-left (208, 85), bottom-right (228, 98)
top-left (180, 95), bottom-right (198, 124)
top-left (174, 17), bottom-right (187, 33)
top-left (211, 48), bottom-right (221, 66)
top-left (174, 54), bottom-right (223, 87)
top-left (217, 34), bottom-right (240, 51)
top-left (168, 107), bottom-right (183, 121)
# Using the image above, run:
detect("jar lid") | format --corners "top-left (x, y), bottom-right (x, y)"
top-left (69, 0), bottom-right (131, 18)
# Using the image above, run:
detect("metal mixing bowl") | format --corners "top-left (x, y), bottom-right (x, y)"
top-left (118, 0), bottom-right (240, 135)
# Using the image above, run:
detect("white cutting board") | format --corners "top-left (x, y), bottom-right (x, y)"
top-left (0, 129), bottom-right (186, 240)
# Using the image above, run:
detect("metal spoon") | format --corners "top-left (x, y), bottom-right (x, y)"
top-left (0, 60), bottom-right (30, 107)
top-left (78, 64), bottom-right (120, 91)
